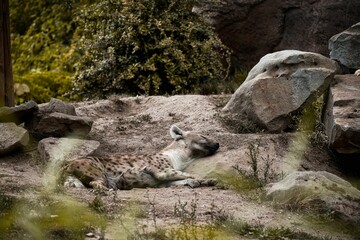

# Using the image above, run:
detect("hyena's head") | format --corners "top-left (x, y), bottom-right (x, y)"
top-left (162, 125), bottom-right (219, 169)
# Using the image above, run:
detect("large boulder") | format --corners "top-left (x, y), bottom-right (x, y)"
top-left (266, 171), bottom-right (360, 224)
top-left (324, 75), bottom-right (360, 154)
top-left (0, 123), bottom-right (29, 155)
top-left (329, 22), bottom-right (360, 70)
top-left (38, 137), bottom-right (100, 163)
top-left (0, 101), bottom-right (38, 124)
top-left (223, 50), bottom-right (339, 132)
top-left (38, 137), bottom-right (100, 191)
top-left (26, 99), bottom-right (93, 139)
top-left (31, 112), bottom-right (93, 138)
top-left (195, 0), bottom-right (360, 69)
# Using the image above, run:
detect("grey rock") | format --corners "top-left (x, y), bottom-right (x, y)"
top-left (31, 112), bottom-right (93, 139)
top-left (0, 101), bottom-right (38, 124)
top-left (38, 137), bottom-right (100, 163)
top-left (196, 0), bottom-right (360, 69)
top-left (324, 75), bottom-right (360, 154)
top-left (223, 50), bottom-right (339, 132)
top-left (43, 98), bottom-right (76, 115)
top-left (329, 22), bottom-right (360, 70)
top-left (266, 171), bottom-right (360, 224)
top-left (0, 122), bottom-right (29, 155)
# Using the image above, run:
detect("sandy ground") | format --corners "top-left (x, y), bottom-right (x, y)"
top-left (0, 95), bottom-right (358, 239)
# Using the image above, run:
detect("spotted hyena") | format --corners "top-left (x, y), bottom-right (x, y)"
top-left (64, 125), bottom-right (219, 190)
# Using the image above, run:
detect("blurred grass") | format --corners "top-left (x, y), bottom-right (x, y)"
top-left (0, 192), bottom-right (106, 240)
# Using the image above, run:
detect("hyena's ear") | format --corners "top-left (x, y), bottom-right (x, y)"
top-left (170, 125), bottom-right (184, 140)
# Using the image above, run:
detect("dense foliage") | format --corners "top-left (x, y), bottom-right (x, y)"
top-left (10, 0), bottom-right (82, 103)
top-left (74, 0), bottom-right (229, 98)
top-left (10, 0), bottom-right (230, 102)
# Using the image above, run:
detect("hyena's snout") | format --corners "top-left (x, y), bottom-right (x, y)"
top-left (194, 140), bottom-right (219, 157)
top-left (207, 141), bottom-right (220, 155)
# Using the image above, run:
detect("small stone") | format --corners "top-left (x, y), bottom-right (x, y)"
top-left (0, 122), bottom-right (29, 155)
top-left (86, 232), bottom-right (95, 237)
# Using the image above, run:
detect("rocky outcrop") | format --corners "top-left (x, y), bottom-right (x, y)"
top-left (266, 171), bottom-right (360, 224)
top-left (324, 75), bottom-right (360, 154)
top-left (43, 98), bottom-right (76, 115)
top-left (30, 112), bottom-right (93, 139)
top-left (0, 101), bottom-right (38, 124)
top-left (196, 0), bottom-right (360, 69)
top-left (26, 99), bottom-right (93, 139)
top-left (329, 22), bottom-right (360, 70)
top-left (0, 123), bottom-right (29, 155)
top-left (223, 50), bottom-right (339, 132)
top-left (38, 137), bottom-right (100, 163)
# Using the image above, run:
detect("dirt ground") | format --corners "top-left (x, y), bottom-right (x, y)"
top-left (0, 95), bottom-right (359, 239)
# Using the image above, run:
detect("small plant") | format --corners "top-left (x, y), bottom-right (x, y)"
top-left (168, 192), bottom-right (218, 240)
top-left (217, 217), bottom-right (333, 240)
top-left (288, 94), bottom-right (329, 148)
top-left (246, 143), bottom-right (260, 180)
top-left (131, 191), bottom-right (222, 240)
top-left (207, 200), bottom-right (231, 225)
top-left (139, 114), bottom-right (153, 123)
top-left (173, 192), bottom-right (198, 225)
top-left (232, 143), bottom-right (277, 189)
top-left (310, 120), bottom-right (328, 147)
top-left (89, 196), bottom-right (106, 214)
top-left (146, 190), bottom-right (158, 230)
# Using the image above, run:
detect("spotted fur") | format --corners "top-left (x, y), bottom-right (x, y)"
top-left (64, 125), bottom-right (219, 190)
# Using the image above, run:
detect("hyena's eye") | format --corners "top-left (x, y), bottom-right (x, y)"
top-left (200, 135), bottom-right (208, 141)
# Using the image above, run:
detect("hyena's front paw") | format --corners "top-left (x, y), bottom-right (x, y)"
top-left (184, 179), bottom-right (201, 188)
top-left (355, 69), bottom-right (360, 76)
top-left (182, 178), bottom-right (218, 188)
top-left (199, 178), bottom-right (218, 186)
top-left (64, 175), bottom-right (85, 188)
top-left (89, 180), bottom-right (109, 191)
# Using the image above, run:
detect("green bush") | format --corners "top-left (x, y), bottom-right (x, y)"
top-left (14, 71), bottom-right (73, 104)
top-left (10, 0), bottom-right (84, 104)
top-left (10, 0), bottom-right (79, 74)
top-left (73, 0), bottom-right (230, 98)
top-left (10, 0), bottom-right (230, 102)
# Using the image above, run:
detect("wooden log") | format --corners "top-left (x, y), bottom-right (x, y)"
top-left (0, 0), bottom-right (14, 107)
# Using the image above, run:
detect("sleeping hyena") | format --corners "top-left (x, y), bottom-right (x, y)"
top-left (64, 125), bottom-right (219, 190)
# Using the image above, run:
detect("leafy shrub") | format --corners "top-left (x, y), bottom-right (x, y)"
top-left (10, 0), bottom-right (83, 103)
top-left (10, 0), bottom-right (79, 74)
top-left (14, 71), bottom-right (73, 104)
top-left (73, 0), bottom-right (230, 98)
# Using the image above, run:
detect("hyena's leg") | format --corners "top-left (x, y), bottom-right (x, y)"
top-left (65, 157), bottom-right (108, 190)
top-left (165, 179), bottom-right (218, 188)
top-left (144, 166), bottom-right (194, 181)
